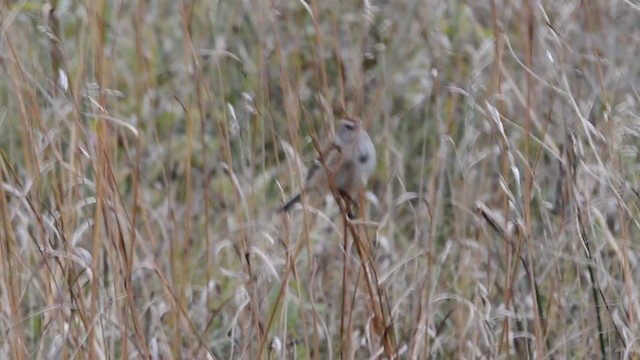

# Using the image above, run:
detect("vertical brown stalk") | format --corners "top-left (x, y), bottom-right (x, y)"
top-left (177, 4), bottom-right (195, 356)
top-left (522, 0), bottom-right (544, 358)
top-left (489, 1), bottom-right (512, 356)
top-left (0, 166), bottom-right (25, 360)
top-left (89, 1), bottom-right (108, 359)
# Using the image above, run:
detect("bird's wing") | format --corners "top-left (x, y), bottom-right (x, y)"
top-left (306, 142), bottom-right (341, 180)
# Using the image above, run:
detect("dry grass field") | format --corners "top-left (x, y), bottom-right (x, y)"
top-left (1, 0), bottom-right (640, 359)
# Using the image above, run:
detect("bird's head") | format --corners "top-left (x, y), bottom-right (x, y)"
top-left (334, 117), bottom-right (362, 147)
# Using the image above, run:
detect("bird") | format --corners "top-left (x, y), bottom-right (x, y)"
top-left (281, 117), bottom-right (376, 216)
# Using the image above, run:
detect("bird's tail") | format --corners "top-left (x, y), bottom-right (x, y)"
top-left (281, 193), bottom-right (301, 212)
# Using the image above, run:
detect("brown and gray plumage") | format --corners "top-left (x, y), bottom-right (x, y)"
top-left (281, 117), bottom-right (376, 213)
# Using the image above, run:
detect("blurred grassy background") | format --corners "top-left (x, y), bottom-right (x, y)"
top-left (1, 0), bottom-right (640, 358)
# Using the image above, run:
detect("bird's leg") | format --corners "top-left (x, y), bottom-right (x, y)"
top-left (338, 189), bottom-right (357, 219)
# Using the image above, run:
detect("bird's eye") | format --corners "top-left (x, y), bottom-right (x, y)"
top-left (344, 123), bottom-right (355, 131)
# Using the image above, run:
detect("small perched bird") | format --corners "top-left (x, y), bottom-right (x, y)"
top-left (282, 117), bottom-right (376, 215)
